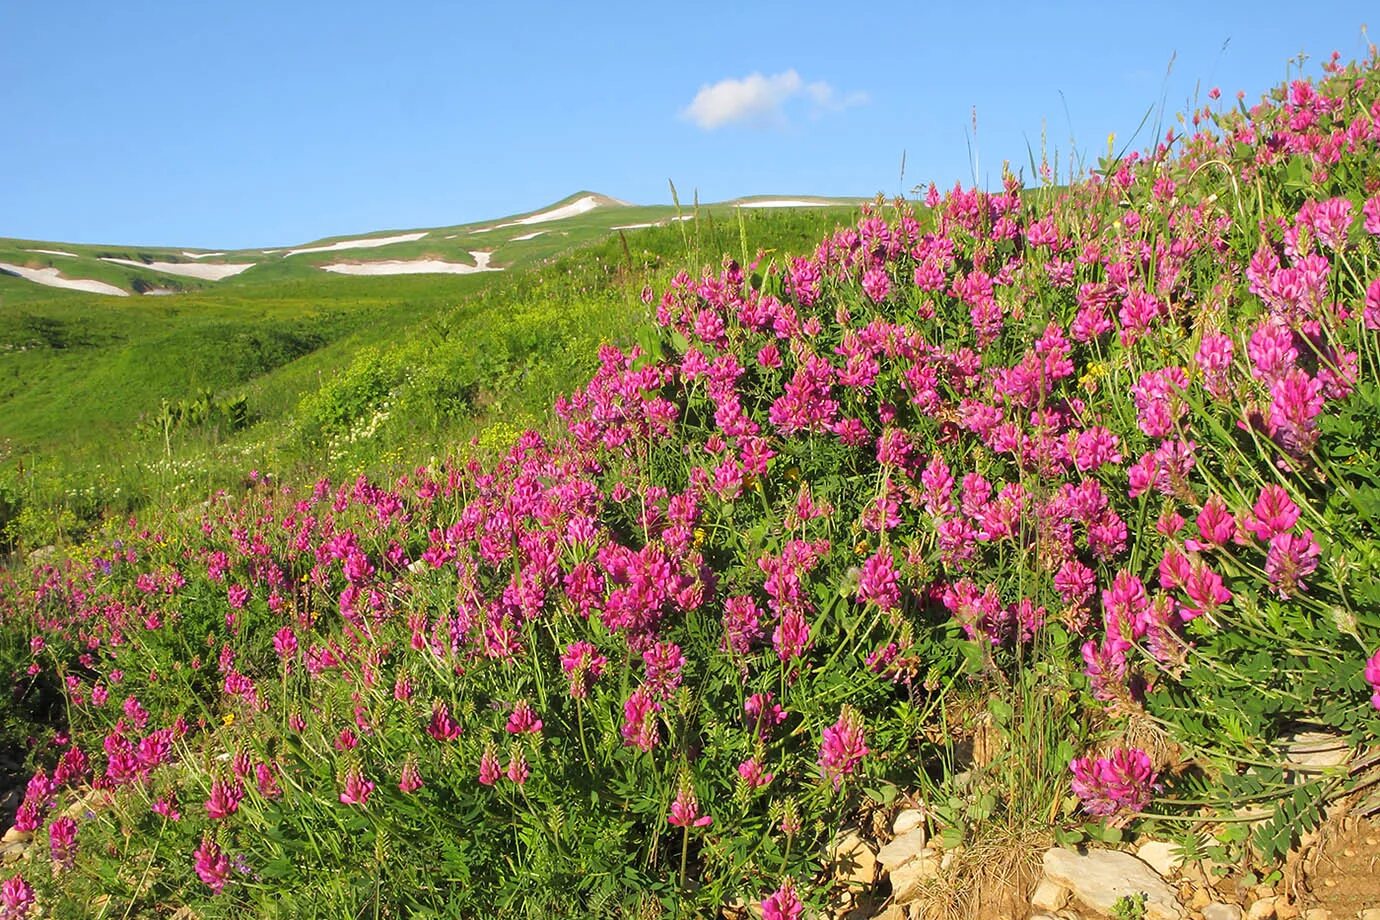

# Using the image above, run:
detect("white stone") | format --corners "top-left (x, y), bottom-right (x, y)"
top-left (1246, 896), bottom-right (1278, 920)
top-left (1031, 877), bottom-right (1070, 911)
top-left (1284, 732), bottom-right (1350, 771)
top-left (830, 829), bottom-right (877, 886)
top-left (1136, 840), bottom-right (1186, 878)
top-left (892, 807), bottom-right (926, 836)
top-left (888, 848), bottom-right (941, 904)
top-left (876, 829), bottom-right (928, 872)
top-left (1204, 904), bottom-right (1243, 920)
top-left (1041, 847), bottom-right (1184, 920)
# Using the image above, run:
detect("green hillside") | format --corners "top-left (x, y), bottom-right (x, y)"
top-left (0, 193), bottom-right (867, 550)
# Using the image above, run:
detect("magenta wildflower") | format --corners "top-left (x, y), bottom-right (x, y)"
top-left (1246, 485), bottom-right (1300, 541)
top-left (204, 778), bottom-right (244, 820)
top-left (760, 877), bottom-right (804, 920)
top-left (773, 610), bottom-right (812, 663)
top-left (1365, 649), bottom-right (1380, 711)
top-left (857, 550), bottom-right (901, 611)
top-left (338, 769), bottom-right (374, 806)
top-left (427, 702), bottom-right (463, 742)
top-left (861, 265), bottom-right (891, 303)
top-left (0, 876), bottom-right (33, 920)
top-left (193, 834), bottom-right (231, 894)
top-left (744, 692), bottom-right (787, 741)
top-left (505, 748), bottom-right (530, 786)
top-left (819, 706), bottom-right (868, 789)
top-left (642, 641), bottom-right (686, 698)
top-left (505, 700), bottom-right (544, 735)
top-left (1069, 747), bottom-right (1158, 816)
top-left (1265, 529), bottom-right (1320, 597)
top-left (621, 687), bottom-right (661, 752)
top-left (667, 781), bottom-right (712, 828)
top-left (737, 757), bottom-right (775, 790)
top-left (560, 640), bottom-right (607, 699)
top-left (399, 758), bottom-right (424, 794)
top-left (48, 815), bottom-right (78, 870)
top-left (478, 744), bottom-right (502, 786)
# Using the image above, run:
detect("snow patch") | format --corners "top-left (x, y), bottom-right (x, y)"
top-left (25, 248), bottom-right (79, 258)
top-left (509, 231), bottom-right (546, 241)
top-left (320, 251), bottom-right (501, 276)
top-left (478, 195), bottom-right (603, 232)
top-left (181, 251), bottom-right (226, 259)
top-left (100, 258), bottom-right (255, 281)
top-left (284, 232), bottom-right (427, 257)
top-left (0, 262), bottom-right (128, 296)
top-left (612, 222), bottom-right (659, 230)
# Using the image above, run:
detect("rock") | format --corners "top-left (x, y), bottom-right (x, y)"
top-left (877, 829), bottom-right (928, 872)
top-left (0, 841), bottom-right (29, 864)
top-left (1204, 904), bottom-right (1243, 920)
top-left (1284, 732), bottom-right (1350, 772)
top-left (1274, 904), bottom-right (1298, 920)
top-left (1041, 848), bottom-right (1185, 920)
top-left (1190, 888), bottom-right (1214, 910)
top-left (1300, 910), bottom-right (1332, 920)
top-left (831, 829), bottom-right (878, 887)
top-left (869, 907), bottom-right (906, 920)
top-left (888, 848), bottom-right (942, 904)
top-left (1246, 896), bottom-right (1278, 920)
top-left (1357, 909), bottom-right (1380, 920)
top-left (0, 827), bottom-right (31, 845)
top-left (1136, 840), bottom-right (1186, 878)
top-left (892, 808), bottom-right (926, 837)
top-left (1031, 878), bottom-right (1070, 911)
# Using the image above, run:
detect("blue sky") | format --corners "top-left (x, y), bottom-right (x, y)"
top-left (2, 1), bottom-right (1372, 248)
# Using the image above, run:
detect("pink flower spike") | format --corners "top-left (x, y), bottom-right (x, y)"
top-left (193, 834), bottom-right (231, 894)
top-left (819, 706), bottom-right (868, 789)
top-left (760, 877), bottom-right (804, 920)
top-left (338, 769), bottom-right (374, 807)
top-left (668, 780), bottom-right (712, 828)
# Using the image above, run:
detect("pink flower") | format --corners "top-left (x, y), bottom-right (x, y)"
top-left (339, 769), bottom-right (375, 806)
top-left (1364, 649), bottom-right (1380, 711)
top-left (0, 875), bottom-right (32, 920)
top-left (1269, 368), bottom-right (1325, 455)
top-left (773, 610), bottom-right (812, 663)
top-left (861, 265), bottom-right (891, 303)
top-left (427, 702), bottom-right (463, 742)
top-left (272, 627), bottom-right (298, 661)
top-left (505, 700), bottom-right (543, 735)
top-left (560, 640), bottom-right (607, 699)
top-left (1246, 485), bottom-right (1300, 541)
top-left (1265, 530), bottom-right (1320, 598)
top-left (478, 745), bottom-right (502, 786)
top-left (737, 757), bottom-right (774, 790)
top-left (399, 759), bottom-right (424, 794)
top-left (1193, 495), bottom-right (1237, 549)
top-left (1069, 747), bottom-right (1158, 816)
top-left (1363, 194), bottom-right (1380, 236)
top-left (819, 707), bottom-right (868, 789)
top-left (193, 834), bottom-right (231, 894)
top-left (857, 550), bottom-right (900, 611)
top-left (204, 778), bottom-right (244, 820)
top-left (667, 781), bottom-right (712, 828)
top-left (48, 815), bottom-right (78, 870)
top-left (642, 641), bottom-right (686, 698)
top-left (505, 748), bottom-right (530, 786)
top-left (744, 692), bottom-right (787, 741)
top-left (255, 762), bottom-right (282, 799)
top-left (621, 687), bottom-right (661, 752)
top-left (760, 877), bottom-right (804, 920)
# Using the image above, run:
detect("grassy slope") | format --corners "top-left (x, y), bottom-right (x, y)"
top-left (0, 194), bottom-right (869, 548)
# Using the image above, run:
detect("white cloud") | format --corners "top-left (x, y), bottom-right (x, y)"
top-left (682, 70), bottom-right (865, 130)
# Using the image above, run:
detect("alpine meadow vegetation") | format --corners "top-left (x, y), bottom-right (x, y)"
top-left (2, 46), bottom-right (1380, 920)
